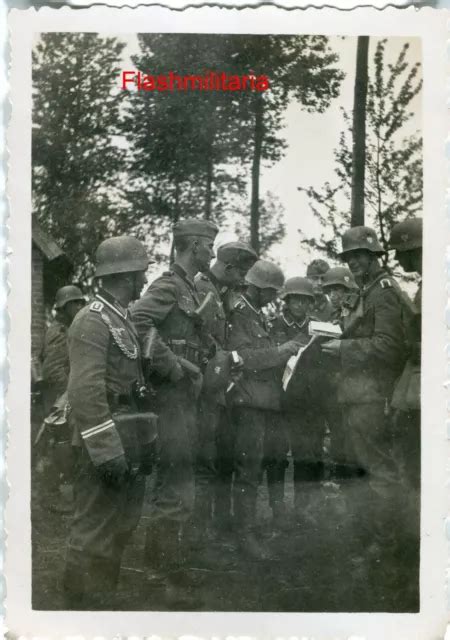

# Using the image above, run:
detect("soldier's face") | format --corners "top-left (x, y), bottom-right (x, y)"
top-left (224, 264), bottom-right (248, 288)
top-left (194, 238), bottom-right (215, 272)
top-left (285, 294), bottom-right (312, 321)
top-left (308, 274), bottom-right (325, 297)
top-left (395, 249), bottom-right (421, 273)
top-left (64, 300), bottom-right (84, 322)
top-left (133, 270), bottom-right (148, 299)
top-left (327, 286), bottom-right (347, 309)
top-left (344, 249), bottom-right (373, 280)
top-left (259, 287), bottom-right (278, 307)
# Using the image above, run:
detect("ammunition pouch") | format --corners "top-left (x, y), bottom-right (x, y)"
top-left (112, 411), bottom-right (158, 468)
top-left (203, 349), bottom-right (233, 394)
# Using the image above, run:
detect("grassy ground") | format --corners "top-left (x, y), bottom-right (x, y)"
top-left (32, 459), bottom-right (419, 613)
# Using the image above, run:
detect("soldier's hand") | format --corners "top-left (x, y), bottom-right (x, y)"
top-left (98, 455), bottom-right (129, 489)
top-left (277, 340), bottom-right (302, 358)
top-left (321, 339), bottom-right (341, 356)
top-left (169, 361), bottom-right (185, 383)
top-left (190, 372), bottom-right (204, 399)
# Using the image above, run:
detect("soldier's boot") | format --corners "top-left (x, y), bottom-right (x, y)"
top-left (213, 472), bottom-right (234, 533)
top-left (144, 518), bottom-right (179, 573)
top-left (267, 463), bottom-right (289, 530)
top-left (186, 491), bottom-right (214, 549)
top-left (88, 556), bottom-right (122, 610)
top-left (293, 461), bottom-right (324, 527)
top-left (62, 550), bottom-right (86, 610)
top-left (163, 521), bottom-right (203, 610)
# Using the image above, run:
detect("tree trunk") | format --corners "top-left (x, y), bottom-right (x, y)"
top-left (250, 92), bottom-right (264, 255)
top-left (205, 148), bottom-right (213, 220)
top-left (350, 36), bottom-right (369, 227)
top-left (169, 178), bottom-right (180, 265)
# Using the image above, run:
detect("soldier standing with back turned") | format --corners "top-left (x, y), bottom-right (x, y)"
top-left (226, 260), bottom-right (302, 557)
top-left (131, 218), bottom-right (218, 606)
top-left (63, 236), bottom-right (156, 610)
top-left (194, 241), bottom-right (257, 537)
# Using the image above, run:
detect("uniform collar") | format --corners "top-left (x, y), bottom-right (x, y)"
top-left (361, 269), bottom-right (388, 295)
top-left (282, 311), bottom-right (308, 330)
top-left (96, 289), bottom-right (128, 320)
top-left (172, 262), bottom-right (199, 292)
top-left (241, 294), bottom-right (262, 316)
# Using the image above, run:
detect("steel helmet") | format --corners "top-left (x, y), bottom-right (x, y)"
top-left (280, 277), bottom-right (315, 300)
top-left (339, 226), bottom-right (385, 257)
top-left (95, 235), bottom-right (153, 278)
top-left (306, 259), bottom-right (330, 278)
top-left (245, 260), bottom-right (285, 290)
top-left (54, 285), bottom-right (84, 309)
top-left (322, 267), bottom-right (358, 291)
top-left (388, 218), bottom-right (423, 251)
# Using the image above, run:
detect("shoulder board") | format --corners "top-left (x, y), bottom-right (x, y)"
top-left (162, 270), bottom-right (174, 277)
top-left (90, 300), bottom-right (104, 312)
top-left (198, 273), bottom-right (209, 281)
top-left (234, 299), bottom-right (246, 311)
top-left (380, 278), bottom-right (393, 289)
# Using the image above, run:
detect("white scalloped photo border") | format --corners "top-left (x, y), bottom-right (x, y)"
top-left (4, 5), bottom-right (449, 638)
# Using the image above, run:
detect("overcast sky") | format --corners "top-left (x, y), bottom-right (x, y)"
top-left (117, 34), bottom-right (422, 278)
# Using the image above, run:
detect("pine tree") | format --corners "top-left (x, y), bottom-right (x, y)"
top-left (33, 33), bottom-right (128, 283)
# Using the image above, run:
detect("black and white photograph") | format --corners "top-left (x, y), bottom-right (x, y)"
top-left (5, 5), bottom-right (448, 638)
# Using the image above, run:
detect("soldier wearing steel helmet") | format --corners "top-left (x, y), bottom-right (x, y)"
top-left (194, 241), bottom-right (257, 537)
top-left (306, 259), bottom-right (334, 321)
top-left (40, 285), bottom-right (85, 513)
top-left (63, 235), bottom-right (156, 609)
top-left (225, 260), bottom-right (302, 556)
top-left (42, 285), bottom-right (85, 412)
top-left (321, 226), bottom-right (408, 576)
top-left (388, 217), bottom-right (422, 601)
top-left (320, 267), bottom-right (362, 481)
top-left (269, 276), bottom-right (319, 523)
top-left (131, 218), bottom-right (218, 606)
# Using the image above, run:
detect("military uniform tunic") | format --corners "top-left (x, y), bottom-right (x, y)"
top-left (65, 289), bottom-right (148, 607)
top-left (131, 263), bottom-right (207, 523)
top-left (225, 294), bottom-right (291, 527)
top-left (337, 269), bottom-right (407, 540)
top-left (42, 319), bottom-right (70, 411)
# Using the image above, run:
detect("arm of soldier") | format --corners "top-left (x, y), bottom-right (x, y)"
top-left (227, 312), bottom-right (296, 370)
top-left (42, 326), bottom-right (69, 397)
top-left (340, 288), bottom-right (405, 369)
top-left (131, 277), bottom-right (181, 379)
top-left (68, 314), bottom-right (125, 467)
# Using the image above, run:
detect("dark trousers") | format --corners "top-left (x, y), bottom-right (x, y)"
top-left (262, 416), bottom-right (289, 510)
top-left (194, 394), bottom-right (221, 522)
top-left (64, 449), bottom-right (145, 609)
top-left (214, 406), bottom-right (236, 521)
top-left (150, 380), bottom-right (198, 523)
top-left (286, 409), bottom-right (326, 489)
top-left (232, 407), bottom-right (280, 529)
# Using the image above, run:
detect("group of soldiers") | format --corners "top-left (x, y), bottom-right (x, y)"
top-left (37, 215), bottom-right (422, 610)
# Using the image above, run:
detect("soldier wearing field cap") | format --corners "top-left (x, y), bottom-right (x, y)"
top-left (194, 240), bottom-right (257, 536)
top-left (225, 260), bottom-right (302, 556)
top-left (63, 236), bottom-right (156, 609)
top-left (388, 217), bottom-right (422, 601)
top-left (321, 226), bottom-right (408, 581)
top-left (306, 259), bottom-right (334, 321)
top-left (131, 217), bottom-right (218, 606)
top-left (41, 285), bottom-right (85, 513)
